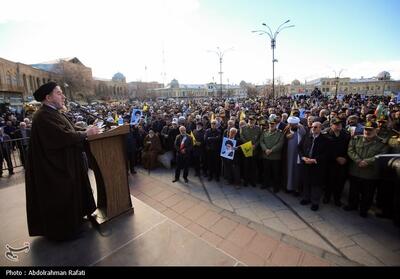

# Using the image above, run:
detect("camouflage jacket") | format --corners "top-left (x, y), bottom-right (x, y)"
top-left (348, 135), bottom-right (388, 179)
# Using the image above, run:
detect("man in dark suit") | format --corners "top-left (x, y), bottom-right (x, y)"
top-left (298, 121), bottom-right (329, 211)
top-left (173, 126), bottom-right (193, 183)
top-left (204, 119), bottom-right (222, 182)
top-left (0, 127), bottom-right (14, 176)
top-left (14, 121), bottom-right (31, 168)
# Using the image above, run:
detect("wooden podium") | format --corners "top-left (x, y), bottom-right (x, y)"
top-left (87, 124), bottom-right (133, 225)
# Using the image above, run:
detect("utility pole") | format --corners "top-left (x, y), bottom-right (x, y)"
top-left (208, 47), bottom-right (234, 98)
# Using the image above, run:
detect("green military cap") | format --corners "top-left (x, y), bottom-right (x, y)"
top-left (364, 121), bottom-right (378, 130)
top-left (330, 117), bottom-right (342, 125)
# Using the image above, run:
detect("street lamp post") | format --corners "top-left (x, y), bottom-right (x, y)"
top-left (253, 20), bottom-right (294, 99)
top-left (333, 69), bottom-right (344, 99)
top-left (208, 47), bottom-right (233, 98)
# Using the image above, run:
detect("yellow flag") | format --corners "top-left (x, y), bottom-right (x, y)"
top-left (190, 131), bottom-right (197, 145)
top-left (143, 103), bottom-right (149, 112)
top-left (211, 112), bottom-right (215, 122)
top-left (292, 101), bottom-right (298, 110)
top-left (114, 113), bottom-right (118, 123)
top-left (240, 141), bottom-right (253, 157)
top-left (239, 111), bottom-right (246, 121)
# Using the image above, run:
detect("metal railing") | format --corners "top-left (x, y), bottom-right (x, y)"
top-left (1, 137), bottom-right (29, 172)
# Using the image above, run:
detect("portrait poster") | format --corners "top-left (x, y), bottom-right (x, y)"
top-left (220, 137), bottom-right (236, 160)
top-left (130, 109), bottom-right (143, 125)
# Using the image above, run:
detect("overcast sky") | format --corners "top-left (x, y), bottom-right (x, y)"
top-left (1, 0), bottom-right (399, 85)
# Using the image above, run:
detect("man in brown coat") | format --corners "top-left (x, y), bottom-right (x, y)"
top-left (25, 82), bottom-right (99, 241)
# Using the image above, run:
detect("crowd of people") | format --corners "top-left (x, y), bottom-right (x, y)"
top-left (0, 110), bottom-right (32, 175)
top-left (3, 89), bottom-right (400, 229)
top-left (60, 91), bottom-right (400, 224)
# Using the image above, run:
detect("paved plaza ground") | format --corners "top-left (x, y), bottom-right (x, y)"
top-left (0, 167), bottom-right (399, 266)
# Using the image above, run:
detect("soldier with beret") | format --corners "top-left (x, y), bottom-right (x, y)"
top-left (240, 115), bottom-right (262, 187)
top-left (260, 115), bottom-right (284, 192)
top-left (345, 121), bottom-right (389, 217)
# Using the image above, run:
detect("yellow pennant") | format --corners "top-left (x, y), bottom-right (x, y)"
top-left (239, 111), bottom-right (246, 121)
top-left (240, 141), bottom-right (253, 157)
top-left (190, 131), bottom-right (197, 145)
top-left (211, 112), bottom-right (215, 122)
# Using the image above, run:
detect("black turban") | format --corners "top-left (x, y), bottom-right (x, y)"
top-left (33, 81), bottom-right (58, 101)
top-left (225, 139), bottom-right (234, 147)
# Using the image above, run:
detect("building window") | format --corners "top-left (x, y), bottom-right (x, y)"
top-left (23, 74), bottom-right (27, 90)
top-left (6, 72), bottom-right (12, 85)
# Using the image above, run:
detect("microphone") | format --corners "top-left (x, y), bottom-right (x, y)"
top-left (68, 101), bottom-right (80, 108)
top-left (68, 101), bottom-right (113, 127)
top-left (69, 101), bottom-right (88, 110)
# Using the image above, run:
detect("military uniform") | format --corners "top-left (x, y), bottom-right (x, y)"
top-left (375, 134), bottom-right (400, 221)
top-left (346, 123), bottom-right (389, 217)
top-left (240, 118), bottom-right (262, 186)
top-left (375, 120), bottom-right (395, 215)
top-left (377, 125), bottom-right (394, 144)
top-left (260, 125), bottom-right (284, 192)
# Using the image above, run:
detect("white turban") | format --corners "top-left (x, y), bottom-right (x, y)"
top-left (287, 116), bottom-right (300, 124)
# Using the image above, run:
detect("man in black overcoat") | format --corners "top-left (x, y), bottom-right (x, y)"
top-left (298, 121), bottom-right (329, 211)
top-left (25, 82), bottom-right (99, 241)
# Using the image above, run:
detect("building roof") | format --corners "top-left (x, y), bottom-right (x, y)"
top-left (350, 78), bottom-right (379, 83)
top-left (112, 72), bottom-right (126, 81)
top-left (30, 57), bottom-right (86, 69)
top-left (93, 77), bottom-right (111, 82)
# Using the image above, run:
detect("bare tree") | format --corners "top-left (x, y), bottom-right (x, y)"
top-left (52, 60), bottom-right (94, 103)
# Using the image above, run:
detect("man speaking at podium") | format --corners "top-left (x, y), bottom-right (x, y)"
top-left (25, 81), bottom-right (99, 241)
